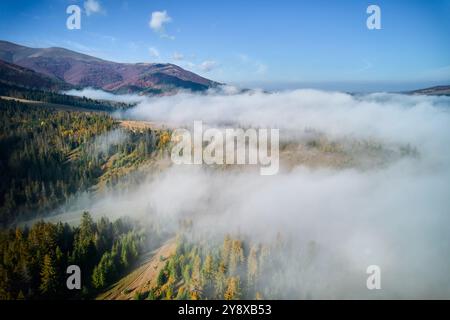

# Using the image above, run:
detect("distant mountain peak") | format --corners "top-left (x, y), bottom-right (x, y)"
top-left (408, 85), bottom-right (450, 96)
top-left (0, 40), bottom-right (220, 94)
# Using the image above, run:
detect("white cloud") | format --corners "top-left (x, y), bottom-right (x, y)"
top-left (148, 47), bottom-right (160, 58)
top-left (199, 60), bottom-right (218, 72)
top-left (149, 10), bottom-right (172, 32)
top-left (60, 87), bottom-right (450, 298)
top-left (84, 0), bottom-right (103, 16)
top-left (172, 52), bottom-right (184, 61)
top-left (64, 88), bottom-right (146, 104)
top-left (125, 89), bottom-right (450, 153)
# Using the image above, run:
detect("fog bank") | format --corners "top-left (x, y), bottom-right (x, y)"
top-left (63, 87), bottom-right (450, 298)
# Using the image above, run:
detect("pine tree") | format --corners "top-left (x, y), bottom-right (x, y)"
top-left (247, 245), bottom-right (259, 289)
top-left (165, 275), bottom-right (176, 299)
top-left (214, 261), bottom-right (226, 298)
top-left (168, 256), bottom-right (181, 280)
top-left (191, 255), bottom-right (202, 287)
top-left (221, 235), bottom-right (232, 266)
top-left (229, 240), bottom-right (244, 275)
top-left (79, 212), bottom-right (95, 243)
top-left (92, 252), bottom-right (116, 289)
top-left (175, 286), bottom-right (188, 300)
top-left (39, 254), bottom-right (58, 296)
top-left (17, 290), bottom-right (25, 300)
top-left (120, 242), bottom-right (129, 268)
top-left (202, 254), bottom-right (214, 282)
top-left (224, 276), bottom-right (241, 300)
top-left (157, 268), bottom-right (167, 287)
top-left (202, 254), bottom-right (215, 297)
top-left (92, 264), bottom-right (105, 289)
top-left (190, 289), bottom-right (200, 300)
top-left (183, 264), bottom-right (192, 284)
top-left (258, 245), bottom-right (270, 275)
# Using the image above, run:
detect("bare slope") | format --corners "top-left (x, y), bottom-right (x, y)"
top-left (98, 238), bottom-right (177, 300)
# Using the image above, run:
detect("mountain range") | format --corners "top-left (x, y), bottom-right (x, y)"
top-left (1, 40), bottom-right (448, 98)
top-left (408, 85), bottom-right (450, 96)
top-left (0, 40), bottom-right (218, 94)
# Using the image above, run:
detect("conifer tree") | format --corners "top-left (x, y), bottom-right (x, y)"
top-left (202, 254), bottom-right (214, 282)
top-left (214, 261), bottom-right (227, 298)
top-left (224, 276), bottom-right (241, 300)
top-left (247, 245), bottom-right (259, 289)
top-left (229, 240), bottom-right (244, 275)
top-left (39, 254), bottom-right (58, 296)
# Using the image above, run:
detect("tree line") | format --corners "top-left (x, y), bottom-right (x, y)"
top-left (0, 82), bottom-right (133, 112)
top-left (0, 212), bottom-right (154, 299)
top-left (138, 233), bottom-right (318, 300)
top-left (0, 98), bottom-right (168, 227)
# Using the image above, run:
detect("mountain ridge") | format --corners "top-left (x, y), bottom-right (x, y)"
top-left (407, 85), bottom-right (450, 96)
top-left (0, 59), bottom-right (72, 91)
top-left (0, 40), bottom-right (219, 94)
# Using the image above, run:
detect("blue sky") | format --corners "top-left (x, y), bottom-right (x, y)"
top-left (0, 0), bottom-right (449, 91)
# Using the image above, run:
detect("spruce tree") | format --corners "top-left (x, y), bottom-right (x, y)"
top-left (224, 276), bottom-right (241, 300)
top-left (39, 254), bottom-right (58, 296)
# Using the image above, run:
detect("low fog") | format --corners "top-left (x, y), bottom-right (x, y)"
top-left (64, 87), bottom-right (147, 104)
top-left (64, 86), bottom-right (450, 299)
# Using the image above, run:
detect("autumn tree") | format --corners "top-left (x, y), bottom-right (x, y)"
top-left (221, 235), bottom-right (232, 266)
top-left (39, 254), bottom-right (58, 296)
top-left (190, 255), bottom-right (203, 298)
top-left (247, 245), bottom-right (259, 290)
top-left (228, 240), bottom-right (244, 275)
top-left (202, 254), bottom-right (214, 282)
top-left (224, 276), bottom-right (241, 300)
top-left (214, 261), bottom-right (227, 298)
top-left (157, 267), bottom-right (167, 287)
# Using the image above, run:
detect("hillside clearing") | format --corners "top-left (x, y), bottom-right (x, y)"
top-left (97, 238), bottom-right (177, 300)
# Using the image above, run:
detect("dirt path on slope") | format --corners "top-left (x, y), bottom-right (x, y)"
top-left (97, 238), bottom-right (177, 300)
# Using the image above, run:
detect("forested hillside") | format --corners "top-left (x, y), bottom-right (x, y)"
top-left (0, 212), bottom-right (161, 299)
top-left (0, 82), bottom-right (133, 112)
top-left (138, 233), bottom-right (317, 300)
top-left (0, 98), bottom-right (171, 227)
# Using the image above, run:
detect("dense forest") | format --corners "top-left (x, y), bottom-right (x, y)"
top-left (0, 84), bottom-right (303, 301)
top-left (139, 233), bottom-right (317, 300)
top-left (0, 82), bottom-right (133, 112)
top-left (0, 212), bottom-right (160, 299)
top-left (0, 98), bottom-right (171, 227)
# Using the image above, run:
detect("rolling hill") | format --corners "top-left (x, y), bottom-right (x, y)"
top-left (0, 59), bottom-right (72, 91)
top-left (0, 40), bottom-right (219, 94)
top-left (408, 85), bottom-right (450, 96)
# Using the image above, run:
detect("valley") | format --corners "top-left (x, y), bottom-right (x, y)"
top-left (0, 38), bottom-right (449, 300)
